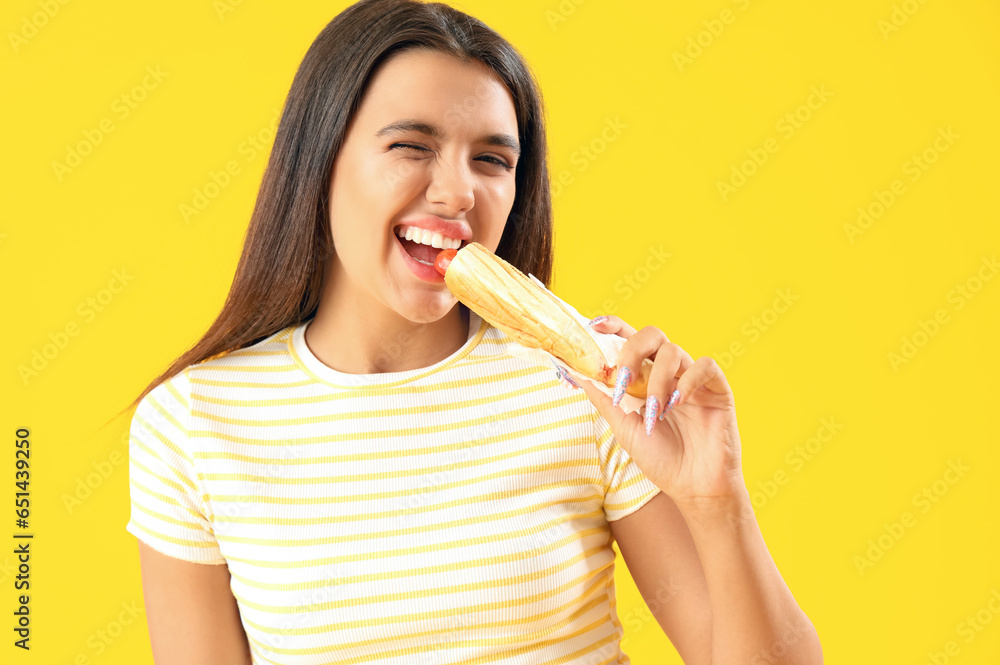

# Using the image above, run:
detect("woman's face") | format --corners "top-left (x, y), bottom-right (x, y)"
top-left (325, 48), bottom-right (520, 324)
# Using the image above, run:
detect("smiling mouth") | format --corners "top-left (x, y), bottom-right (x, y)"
top-left (393, 226), bottom-right (467, 265)
top-left (400, 237), bottom-right (438, 265)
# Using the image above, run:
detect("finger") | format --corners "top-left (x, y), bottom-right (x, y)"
top-left (673, 356), bottom-right (733, 407)
top-left (645, 342), bottom-right (694, 420)
top-left (577, 376), bottom-right (627, 431)
top-left (586, 315), bottom-right (637, 338)
top-left (614, 324), bottom-right (674, 371)
top-left (608, 325), bottom-right (664, 410)
top-left (658, 351), bottom-right (695, 420)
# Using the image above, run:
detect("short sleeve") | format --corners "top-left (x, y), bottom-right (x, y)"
top-left (125, 369), bottom-right (225, 564)
top-left (594, 410), bottom-right (661, 521)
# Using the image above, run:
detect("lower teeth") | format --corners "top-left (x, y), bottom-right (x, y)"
top-left (414, 258), bottom-right (433, 266)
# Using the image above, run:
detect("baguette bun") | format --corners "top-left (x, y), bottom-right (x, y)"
top-left (439, 242), bottom-right (651, 399)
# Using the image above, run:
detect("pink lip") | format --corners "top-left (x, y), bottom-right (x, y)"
top-left (396, 216), bottom-right (472, 243)
top-left (393, 232), bottom-right (446, 283)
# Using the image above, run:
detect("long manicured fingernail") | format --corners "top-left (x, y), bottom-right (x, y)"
top-left (552, 361), bottom-right (580, 389)
top-left (659, 390), bottom-right (681, 420)
top-left (645, 395), bottom-right (660, 436)
top-left (587, 315), bottom-right (608, 327)
top-left (611, 366), bottom-right (632, 407)
top-left (665, 390), bottom-right (681, 413)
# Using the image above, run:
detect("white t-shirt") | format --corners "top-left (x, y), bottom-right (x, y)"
top-left (126, 309), bottom-right (662, 665)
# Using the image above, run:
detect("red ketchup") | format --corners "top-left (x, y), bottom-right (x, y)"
top-left (435, 248), bottom-right (457, 276)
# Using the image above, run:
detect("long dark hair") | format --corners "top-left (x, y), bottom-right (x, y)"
top-left (116, 0), bottom-right (553, 418)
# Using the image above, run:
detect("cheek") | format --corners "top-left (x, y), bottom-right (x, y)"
top-left (475, 179), bottom-right (516, 247)
top-left (483, 178), bottom-right (517, 216)
top-left (381, 157), bottom-right (430, 198)
top-left (337, 149), bottom-right (418, 207)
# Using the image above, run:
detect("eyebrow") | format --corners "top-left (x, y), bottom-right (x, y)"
top-left (375, 119), bottom-right (520, 157)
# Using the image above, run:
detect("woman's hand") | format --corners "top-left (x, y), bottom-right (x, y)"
top-left (571, 315), bottom-right (746, 507)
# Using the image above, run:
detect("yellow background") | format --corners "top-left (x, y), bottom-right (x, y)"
top-left (3, 0), bottom-right (999, 662)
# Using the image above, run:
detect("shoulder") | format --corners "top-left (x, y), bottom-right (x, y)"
top-left (133, 368), bottom-right (193, 442)
top-left (185, 323), bottom-right (300, 379)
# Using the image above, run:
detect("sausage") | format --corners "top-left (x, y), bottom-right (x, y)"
top-left (434, 248), bottom-right (457, 276)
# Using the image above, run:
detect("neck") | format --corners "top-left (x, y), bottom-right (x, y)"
top-left (305, 297), bottom-right (470, 376)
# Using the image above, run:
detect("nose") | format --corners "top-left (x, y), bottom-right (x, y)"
top-left (425, 158), bottom-right (475, 216)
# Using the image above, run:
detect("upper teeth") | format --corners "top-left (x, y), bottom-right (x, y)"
top-left (396, 225), bottom-right (463, 250)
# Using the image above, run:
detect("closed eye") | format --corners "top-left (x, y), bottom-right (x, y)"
top-left (390, 143), bottom-right (513, 171)
top-left (391, 142), bottom-right (430, 153)
top-left (477, 155), bottom-right (514, 171)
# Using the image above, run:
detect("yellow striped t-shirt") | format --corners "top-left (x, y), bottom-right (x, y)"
top-left (125, 309), bottom-right (662, 665)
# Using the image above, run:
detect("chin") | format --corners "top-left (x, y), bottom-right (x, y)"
top-left (397, 294), bottom-right (458, 325)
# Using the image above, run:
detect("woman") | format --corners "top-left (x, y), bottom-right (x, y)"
top-left (124, 1), bottom-right (823, 663)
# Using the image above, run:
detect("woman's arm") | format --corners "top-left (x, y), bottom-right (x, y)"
top-left (137, 541), bottom-right (253, 664)
top-left (611, 490), bottom-right (822, 665)
top-left (577, 315), bottom-right (822, 663)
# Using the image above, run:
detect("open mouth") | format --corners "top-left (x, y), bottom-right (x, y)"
top-left (397, 236), bottom-right (440, 266)
top-left (393, 225), bottom-right (466, 266)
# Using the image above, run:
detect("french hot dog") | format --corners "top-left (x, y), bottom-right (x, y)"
top-left (435, 243), bottom-right (652, 400)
